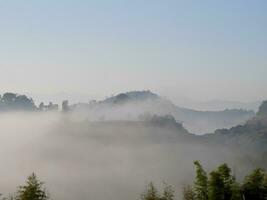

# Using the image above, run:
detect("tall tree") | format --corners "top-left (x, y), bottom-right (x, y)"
top-left (230, 180), bottom-right (242, 200)
top-left (193, 161), bottom-right (208, 200)
top-left (16, 173), bottom-right (49, 200)
top-left (217, 164), bottom-right (234, 200)
top-left (208, 171), bottom-right (224, 200)
top-left (141, 182), bottom-right (160, 200)
top-left (183, 185), bottom-right (194, 200)
top-left (242, 168), bottom-right (267, 200)
top-left (161, 183), bottom-right (174, 200)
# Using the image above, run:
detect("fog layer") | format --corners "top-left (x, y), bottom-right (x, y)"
top-left (0, 113), bottom-right (264, 200)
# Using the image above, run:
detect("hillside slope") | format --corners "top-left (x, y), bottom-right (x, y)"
top-left (205, 101), bottom-right (267, 166)
top-left (72, 90), bottom-right (254, 134)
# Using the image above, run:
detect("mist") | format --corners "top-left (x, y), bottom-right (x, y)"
top-left (0, 112), bottom-right (263, 200)
top-left (1, 1), bottom-right (267, 199)
top-left (70, 94), bottom-right (254, 134)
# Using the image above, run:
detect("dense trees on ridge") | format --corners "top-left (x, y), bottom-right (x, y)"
top-left (0, 92), bottom-right (69, 112)
top-left (257, 101), bottom-right (267, 117)
top-left (0, 93), bottom-right (36, 111)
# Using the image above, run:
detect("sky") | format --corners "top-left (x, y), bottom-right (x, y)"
top-left (0, 0), bottom-right (266, 103)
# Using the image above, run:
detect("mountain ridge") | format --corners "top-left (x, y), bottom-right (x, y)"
top-left (73, 90), bottom-right (255, 134)
top-left (0, 90), bottom-right (256, 134)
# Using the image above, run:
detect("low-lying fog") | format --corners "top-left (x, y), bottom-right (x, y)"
top-left (0, 112), bottom-right (260, 200)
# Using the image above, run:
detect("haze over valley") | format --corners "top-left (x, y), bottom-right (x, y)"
top-left (0, 91), bottom-right (266, 200)
top-left (1, 1), bottom-right (267, 200)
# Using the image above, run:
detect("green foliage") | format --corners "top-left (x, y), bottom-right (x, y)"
top-left (141, 182), bottom-right (174, 200)
top-left (208, 171), bottom-right (224, 200)
top-left (217, 164), bottom-right (234, 200)
top-left (184, 162), bottom-right (267, 200)
top-left (230, 181), bottom-right (242, 200)
top-left (15, 173), bottom-right (49, 200)
top-left (193, 161), bottom-right (208, 200)
top-left (183, 185), bottom-right (195, 200)
top-left (141, 182), bottom-right (160, 200)
top-left (0, 163), bottom-right (266, 200)
top-left (161, 183), bottom-right (174, 200)
top-left (208, 164), bottom-right (242, 200)
top-left (217, 164), bottom-right (232, 184)
top-left (242, 168), bottom-right (267, 200)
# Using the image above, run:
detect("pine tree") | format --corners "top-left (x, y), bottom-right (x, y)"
top-left (16, 173), bottom-right (49, 200)
top-left (193, 161), bottom-right (208, 200)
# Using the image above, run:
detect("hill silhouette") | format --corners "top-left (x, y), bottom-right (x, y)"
top-left (205, 101), bottom-right (267, 165)
top-left (72, 90), bottom-right (254, 134)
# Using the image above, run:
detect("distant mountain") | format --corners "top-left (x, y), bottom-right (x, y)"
top-left (99, 90), bottom-right (159, 104)
top-left (72, 90), bottom-right (255, 134)
top-left (50, 108), bottom-right (267, 178)
top-left (0, 90), bottom-right (256, 134)
top-left (70, 100), bottom-right (267, 169)
top-left (174, 98), bottom-right (261, 112)
top-left (0, 92), bottom-right (61, 112)
top-left (205, 101), bottom-right (267, 163)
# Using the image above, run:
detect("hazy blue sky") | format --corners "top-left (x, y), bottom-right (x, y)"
top-left (0, 0), bottom-right (266, 102)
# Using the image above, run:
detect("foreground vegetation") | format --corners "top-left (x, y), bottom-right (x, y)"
top-left (1, 173), bottom-right (49, 200)
top-left (141, 161), bottom-right (267, 200)
top-left (2, 161), bottom-right (266, 200)
top-left (185, 161), bottom-right (267, 200)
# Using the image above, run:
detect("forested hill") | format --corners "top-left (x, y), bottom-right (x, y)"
top-left (0, 91), bottom-right (257, 134)
top-left (205, 101), bottom-right (267, 159)
top-left (72, 90), bottom-right (255, 133)
top-left (0, 92), bottom-right (59, 112)
top-left (0, 93), bottom-right (36, 111)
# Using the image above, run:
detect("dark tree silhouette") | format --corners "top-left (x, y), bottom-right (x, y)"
top-left (141, 182), bottom-right (160, 200)
top-left (62, 100), bottom-right (69, 112)
top-left (16, 173), bottom-right (49, 200)
top-left (194, 161), bottom-right (208, 200)
top-left (242, 169), bottom-right (267, 200)
top-left (0, 93), bottom-right (36, 111)
top-left (183, 185), bottom-right (194, 200)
